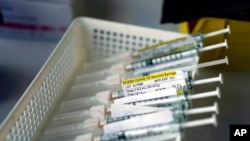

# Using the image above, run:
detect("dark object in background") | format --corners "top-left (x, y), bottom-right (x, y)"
top-left (0, 10), bottom-right (2, 25)
top-left (161, 0), bottom-right (250, 32)
top-left (0, 68), bottom-right (18, 102)
top-left (161, 0), bottom-right (250, 71)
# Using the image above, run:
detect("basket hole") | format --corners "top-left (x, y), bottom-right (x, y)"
top-left (99, 42), bottom-right (103, 46)
top-left (99, 47), bottom-right (103, 52)
top-left (14, 122), bottom-right (19, 128)
top-left (93, 28), bottom-right (98, 33)
top-left (125, 46), bottom-right (129, 51)
top-left (6, 134), bottom-right (14, 141)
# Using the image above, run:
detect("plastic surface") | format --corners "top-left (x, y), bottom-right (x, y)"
top-left (95, 90), bottom-right (111, 104)
top-left (114, 88), bottom-right (177, 104)
top-left (74, 133), bottom-right (92, 141)
top-left (110, 104), bottom-right (163, 118)
top-left (0, 17), bottom-right (187, 141)
top-left (103, 110), bottom-right (174, 134)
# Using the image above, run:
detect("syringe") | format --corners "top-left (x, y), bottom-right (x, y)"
top-left (60, 72), bottom-right (222, 113)
top-left (75, 54), bottom-right (195, 85)
top-left (133, 56), bottom-right (228, 75)
top-left (44, 103), bottom-right (218, 139)
top-left (113, 72), bottom-right (222, 100)
top-left (108, 101), bottom-right (188, 118)
top-left (129, 40), bottom-right (227, 72)
top-left (102, 103), bottom-right (218, 134)
top-left (74, 40), bottom-right (227, 84)
top-left (53, 88), bottom-right (178, 125)
top-left (66, 70), bottom-right (188, 100)
top-left (101, 103), bottom-right (186, 121)
top-left (73, 114), bottom-right (217, 141)
top-left (124, 87), bottom-right (220, 107)
top-left (136, 25), bottom-right (230, 58)
top-left (53, 87), bottom-right (220, 125)
top-left (80, 26), bottom-right (230, 73)
top-left (45, 104), bottom-right (176, 138)
top-left (75, 132), bottom-right (181, 141)
top-left (68, 57), bottom-right (227, 98)
top-left (44, 104), bottom-right (178, 140)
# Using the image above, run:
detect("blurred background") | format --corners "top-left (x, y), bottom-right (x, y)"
top-left (0, 0), bottom-right (249, 141)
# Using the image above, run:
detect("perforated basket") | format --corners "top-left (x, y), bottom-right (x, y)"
top-left (0, 17), bottom-right (187, 141)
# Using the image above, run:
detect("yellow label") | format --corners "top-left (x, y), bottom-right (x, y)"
top-left (151, 44), bottom-right (196, 58)
top-left (177, 89), bottom-right (184, 95)
top-left (138, 37), bottom-right (187, 52)
top-left (122, 70), bottom-right (177, 86)
top-left (168, 43), bottom-right (195, 53)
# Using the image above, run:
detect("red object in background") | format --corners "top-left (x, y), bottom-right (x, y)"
top-left (1, 21), bottom-right (67, 32)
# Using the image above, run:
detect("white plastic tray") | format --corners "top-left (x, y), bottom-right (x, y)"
top-left (0, 17), bottom-right (187, 141)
